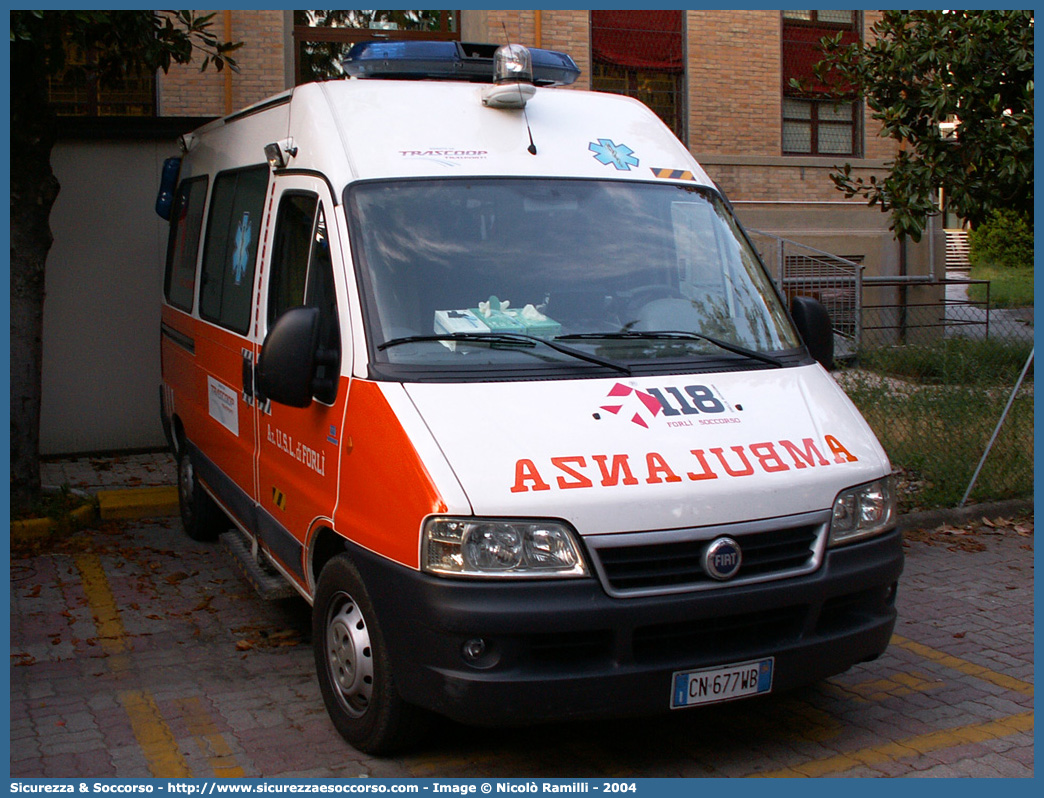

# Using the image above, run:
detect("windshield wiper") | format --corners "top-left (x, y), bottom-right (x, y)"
top-left (379, 333), bottom-right (536, 350)
top-left (378, 332), bottom-right (632, 375)
top-left (556, 330), bottom-right (784, 368)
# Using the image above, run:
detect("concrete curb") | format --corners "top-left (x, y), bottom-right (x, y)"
top-left (897, 498), bottom-right (1034, 533)
top-left (11, 484), bottom-right (1031, 545)
top-left (96, 486), bottom-right (179, 520)
top-left (11, 502), bottom-right (98, 542)
top-left (79, 488), bottom-right (1038, 530)
top-left (11, 486), bottom-right (179, 546)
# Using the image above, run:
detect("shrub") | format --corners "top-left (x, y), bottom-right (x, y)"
top-left (968, 209), bottom-right (1034, 270)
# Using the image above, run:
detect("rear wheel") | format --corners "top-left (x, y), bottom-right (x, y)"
top-left (313, 554), bottom-right (430, 754)
top-left (176, 446), bottom-right (225, 542)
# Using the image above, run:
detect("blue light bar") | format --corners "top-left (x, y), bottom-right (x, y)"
top-left (342, 41), bottom-right (580, 87)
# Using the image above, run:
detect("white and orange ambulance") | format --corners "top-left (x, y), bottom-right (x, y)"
top-left (158, 41), bottom-right (903, 754)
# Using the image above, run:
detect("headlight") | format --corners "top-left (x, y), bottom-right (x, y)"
top-left (423, 518), bottom-right (589, 578)
top-left (829, 476), bottom-right (897, 546)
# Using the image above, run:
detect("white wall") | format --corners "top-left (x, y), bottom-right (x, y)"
top-left (42, 139), bottom-right (179, 454)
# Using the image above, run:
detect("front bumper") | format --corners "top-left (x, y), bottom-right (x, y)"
top-left (350, 528), bottom-right (903, 725)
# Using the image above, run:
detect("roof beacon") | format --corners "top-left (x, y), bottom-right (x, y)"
top-left (482, 44), bottom-right (536, 109)
top-left (341, 40), bottom-right (579, 87)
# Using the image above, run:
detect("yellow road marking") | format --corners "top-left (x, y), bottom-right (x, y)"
top-left (774, 697), bottom-right (844, 742)
top-left (892, 635), bottom-right (1034, 697)
top-left (825, 670), bottom-right (943, 704)
top-left (408, 752), bottom-right (500, 777)
top-left (75, 552), bottom-right (131, 671)
top-left (752, 711), bottom-right (1034, 777)
top-left (120, 690), bottom-right (193, 778)
top-left (74, 551), bottom-right (244, 778)
top-left (176, 697), bottom-right (247, 778)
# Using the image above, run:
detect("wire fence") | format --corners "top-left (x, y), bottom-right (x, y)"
top-left (751, 231), bottom-right (1034, 512)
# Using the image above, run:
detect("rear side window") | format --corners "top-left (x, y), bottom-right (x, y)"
top-left (199, 165), bottom-right (270, 334)
top-left (164, 176), bottom-right (208, 311)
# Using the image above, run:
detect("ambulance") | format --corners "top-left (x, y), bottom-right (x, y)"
top-left (157, 41), bottom-right (903, 754)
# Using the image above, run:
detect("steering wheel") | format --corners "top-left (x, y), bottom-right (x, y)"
top-left (629, 297), bottom-right (706, 332)
top-left (620, 285), bottom-right (680, 321)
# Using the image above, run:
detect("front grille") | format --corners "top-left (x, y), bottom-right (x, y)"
top-left (633, 605), bottom-right (806, 664)
top-left (590, 520), bottom-right (824, 596)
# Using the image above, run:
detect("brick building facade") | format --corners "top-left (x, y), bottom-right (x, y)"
top-left (153, 10), bottom-right (903, 208)
top-left (43, 9), bottom-right (941, 454)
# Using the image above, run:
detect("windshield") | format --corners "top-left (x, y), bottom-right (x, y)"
top-left (347, 178), bottom-right (800, 377)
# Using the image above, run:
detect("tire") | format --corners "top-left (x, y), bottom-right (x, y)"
top-left (176, 446), bottom-right (225, 542)
top-left (313, 554), bottom-right (430, 754)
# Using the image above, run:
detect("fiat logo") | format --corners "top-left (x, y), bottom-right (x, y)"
top-left (703, 537), bottom-right (742, 581)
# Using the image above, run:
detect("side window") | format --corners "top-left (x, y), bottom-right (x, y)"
top-left (307, 206), bottom-right (341, 405)
top-left (268, 193), bottom-right (319, 326)
top-left (268, 194), bottom-right (341, 404)
top-left (199, 165), bottom-right (269, 334)
top-left (164, 176), bottom-right (208, 311)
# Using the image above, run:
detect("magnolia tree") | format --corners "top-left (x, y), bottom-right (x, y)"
top-left (10, 11), bottom-right (240, 511)
top-left (812, 10), bottom-right (1033, 241)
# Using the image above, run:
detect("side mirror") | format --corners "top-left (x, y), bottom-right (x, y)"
top-left (155, 157), bottom-right (181, 220)
top-left (256, 306), bottom-right (320, 408)
top-left (790, 295), bottom-right (834, 370)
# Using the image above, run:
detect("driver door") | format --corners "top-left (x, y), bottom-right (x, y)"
top-left (253, 175), bottom-right (350, 589)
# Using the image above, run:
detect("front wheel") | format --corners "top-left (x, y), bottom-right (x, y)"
top-left (313, 554), bottom-right (430, 754)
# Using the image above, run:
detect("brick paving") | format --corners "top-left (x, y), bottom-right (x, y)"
top-left (41, 452), bottom-right (177, 493)
top-left (9, 458), bottom-right (1034, 778)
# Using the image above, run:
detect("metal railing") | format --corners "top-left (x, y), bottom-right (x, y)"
top-left (751, 230), bottom-right (1032, 349)
top-left (860, 277), bottom-right (994, 347)
top-left (748, 229), bottom-right (864, 356)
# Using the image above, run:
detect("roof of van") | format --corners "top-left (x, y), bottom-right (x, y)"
top-left (182, 79), bottom-right (714, 193)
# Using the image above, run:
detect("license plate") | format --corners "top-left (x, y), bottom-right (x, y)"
top-left (671, 657), bottom-right (774, 708)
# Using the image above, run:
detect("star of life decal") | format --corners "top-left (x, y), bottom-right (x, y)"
top-left (589, 139), bottom-right (639, 171)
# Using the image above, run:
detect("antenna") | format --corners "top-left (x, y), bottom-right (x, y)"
top-left (501, 22), bottom-right (538, 155)
top-left (523, 107), bottom-right (538, 156)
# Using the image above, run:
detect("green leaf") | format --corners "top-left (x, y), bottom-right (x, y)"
top-left (820, 9), bottom-right (1033, 231)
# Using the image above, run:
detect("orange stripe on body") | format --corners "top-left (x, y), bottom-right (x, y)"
top-left (332, 380), bottom-right (448, 569)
